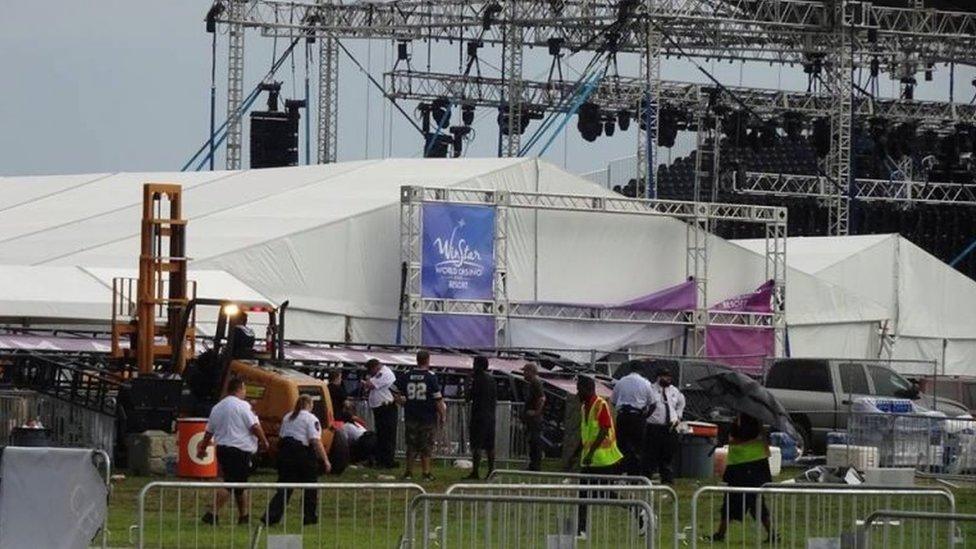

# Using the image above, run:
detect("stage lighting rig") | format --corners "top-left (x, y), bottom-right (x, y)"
top-left (603, 115), bottom-right (616, 137)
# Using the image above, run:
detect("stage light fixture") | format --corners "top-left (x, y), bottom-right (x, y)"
top-left (449, 126), bottom-right (472, 157)
top-left (461, 103), bottom-right (475, 126)
top-left (431, 98), bottom-right (451, 129)
top-left (617, 110), bottom-right (631, 132)
top-left (604, 116), bottom-right (616, 137)
top-left (577, 102), bottom-right (602, 142)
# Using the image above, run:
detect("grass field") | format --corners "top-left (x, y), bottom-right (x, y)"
top-left (107, 461), bottom-right (976, 548)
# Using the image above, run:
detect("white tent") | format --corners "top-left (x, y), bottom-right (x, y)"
top-left (734, 234), bottom-right (976, 375)
top-left (0, 158), bottom-right (885, 357)
top-left (0, 264), bottom-right (270, 332)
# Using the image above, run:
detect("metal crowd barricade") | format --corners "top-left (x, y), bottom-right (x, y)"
top-left (690, 485), bottom-right (955, 548)
top-left (447, 482), bottom-right (680, 548)
top-left (487, 469), bottom-right (653, 485)
top-left (857, 510), bottom-right (976, 548)
top-left (847, 411), bottom-right (976, 474)
top-left (0, 389), bottom-right (115, 451)
top-left (134, 481), bottom-right (424, 548)
top-left (406, 493), bottom-right (655, 549)
top-left (354, 399), bottom-right (528, 464)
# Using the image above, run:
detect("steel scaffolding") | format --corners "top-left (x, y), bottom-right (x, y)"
top-left (400, 186), bottom-right (788, 356)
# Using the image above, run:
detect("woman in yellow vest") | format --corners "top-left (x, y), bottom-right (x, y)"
top-left (565, 375), bottom-right (625, 539)
top-left (709, 413), bottom-right (777, 542)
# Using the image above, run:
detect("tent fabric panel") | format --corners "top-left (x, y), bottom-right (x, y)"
top-left (787, 322), bottom-right (880, 360)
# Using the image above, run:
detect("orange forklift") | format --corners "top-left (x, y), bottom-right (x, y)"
top-left (110, 184), bottom-right (343, 470)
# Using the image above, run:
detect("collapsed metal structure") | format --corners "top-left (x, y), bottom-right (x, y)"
top-left (215, 0), bottom-right (976, 237)
top-left (399, 186), bottom-right (788, 356)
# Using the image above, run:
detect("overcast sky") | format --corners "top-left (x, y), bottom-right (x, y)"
top-left (2, 1), bottom-right (971, 178)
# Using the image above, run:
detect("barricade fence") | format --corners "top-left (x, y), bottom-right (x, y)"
top-left (406, 493), bottom-right (655, 549)
top-left (690, 486), bottom-right (955, 548)
top-left (354, 399), bottom-right (527, 463)
top-left (447, 482), bottom-right (679, 548)
top-left (134, 482), bottom-right (425, 548)
top-left (0, 389), bottom-right (115, 451)
top-left (857, 510), bottom-right (976, 548)
top-left (847, 411), bottom-right (976, 474)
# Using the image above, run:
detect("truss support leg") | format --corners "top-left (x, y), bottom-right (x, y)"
top-left (317, 19), bottom-right (339, 164)
top-left (827, 0), bottom-right (853, 235)
top-left (637, 25), bottom-right (661, 199)
top-left (687, 204), bottom-right (709, 357)
top-left (493, 192), bottom-right (510, 348)
top-left (225, 0), bottom-right (246, 170)
top-left (501, 0), bottom-right (524, 157)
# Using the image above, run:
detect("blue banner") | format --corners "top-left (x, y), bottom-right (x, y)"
top-left (421, 203), bottom-right (495, 299)
top-left (422, 315), bottom-right (495, 348)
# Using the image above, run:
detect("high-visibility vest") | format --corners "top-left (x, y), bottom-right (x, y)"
top-left (579, 396), bottom-right (624, 467)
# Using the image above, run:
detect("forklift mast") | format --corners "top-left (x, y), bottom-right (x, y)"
top-left (111, 184), bottom-right (195, 373)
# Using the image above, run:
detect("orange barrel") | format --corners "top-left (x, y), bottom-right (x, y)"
top-left (177, 418), bottom-right (217, 478)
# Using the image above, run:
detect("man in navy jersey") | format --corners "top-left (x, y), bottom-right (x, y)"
top-left (397, 350), bottom-right (446, 481)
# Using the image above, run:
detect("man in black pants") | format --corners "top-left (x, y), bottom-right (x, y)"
top-left (611, 369), bottom-right (654, 476)
top-left (363, 359), bottom-right (399, 469)
top-left (466, 356), bottom-right (497, 480)
top-left (522, 363), bottom-right (546, 471)
top-left (642, 367), bottom-right (685, 485)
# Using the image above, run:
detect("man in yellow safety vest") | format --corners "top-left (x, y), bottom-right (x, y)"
top-left (566, 375), bottom-right (626, 539)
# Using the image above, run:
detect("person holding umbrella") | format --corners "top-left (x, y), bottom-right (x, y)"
top-left (709, 412), bottom-right (776, 542)
top-left (694, 371), bottom-right (794, 543)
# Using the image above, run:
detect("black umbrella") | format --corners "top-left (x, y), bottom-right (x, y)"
top-left (696, 371), bottom-right (801, 443)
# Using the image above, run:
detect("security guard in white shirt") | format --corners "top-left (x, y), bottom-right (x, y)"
top-left (263, 395), bottom-right (331, 526)
top-left (611, 370), bottom-right (655, 476)
top-left (198, 377), bottom-right (269, 525)
top-left (642, 367), bottom-right (685, 484)
top-left (362, 358), bottom-right (399, 468)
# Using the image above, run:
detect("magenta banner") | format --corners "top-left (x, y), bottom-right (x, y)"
top-left (706, 280), bottom-right (775, 373)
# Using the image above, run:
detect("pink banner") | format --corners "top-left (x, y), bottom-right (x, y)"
top-left (705, 281), bottom-right (775, 373)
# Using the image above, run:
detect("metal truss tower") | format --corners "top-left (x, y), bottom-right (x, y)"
top-left (317, 10), bottom-right (339, 165)
top-left (224, 0), bottom-right (246, 170)
top-left (826, 0), bottom-right (854, 236)
top-left (501, 0), bottom-right (525, 157)
top-left (637, 21), bottom-right (662, 199)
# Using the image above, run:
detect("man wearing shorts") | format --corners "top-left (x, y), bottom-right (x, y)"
top-left (197, 377), bottom-right (269, 525)
top-left (398, 350), bottom-right (446, 481)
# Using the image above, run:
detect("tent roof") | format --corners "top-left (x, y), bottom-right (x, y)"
top-left (733, 234), bottom-right (892, 275)
top-left (0, 264), bottom-right (269, 324)
top-left (733, 234), bottom-right (976, 340)
top-left (0, 159), bottom-right (887, 346)
top-left (0, 159), bottom-right (534, 266)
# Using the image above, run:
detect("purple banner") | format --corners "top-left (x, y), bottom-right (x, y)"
top-left (421, 315), bottom-right (496, 348)
top-left (706, 280), bottom-right (775, 373)
top-left (521, 279), bottom-right (696, 312)
top-left (421, 203), bottom-right (495, 299)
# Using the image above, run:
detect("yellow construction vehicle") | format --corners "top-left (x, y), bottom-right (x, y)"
top-left (110, 184), bottom-right (340, 469)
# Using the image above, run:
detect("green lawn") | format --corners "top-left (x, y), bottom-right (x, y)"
top-left (108, 462), bottom-right (976, 548)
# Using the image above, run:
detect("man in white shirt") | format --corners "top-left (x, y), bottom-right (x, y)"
top-left (361, 358), bottom-right (399, 468)
top-left (611, 369), bottom-right (655, 476)
top-left (642, 367), bottom-right (685, 484)
top-left (196, 377), bottom-right (269, 524)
